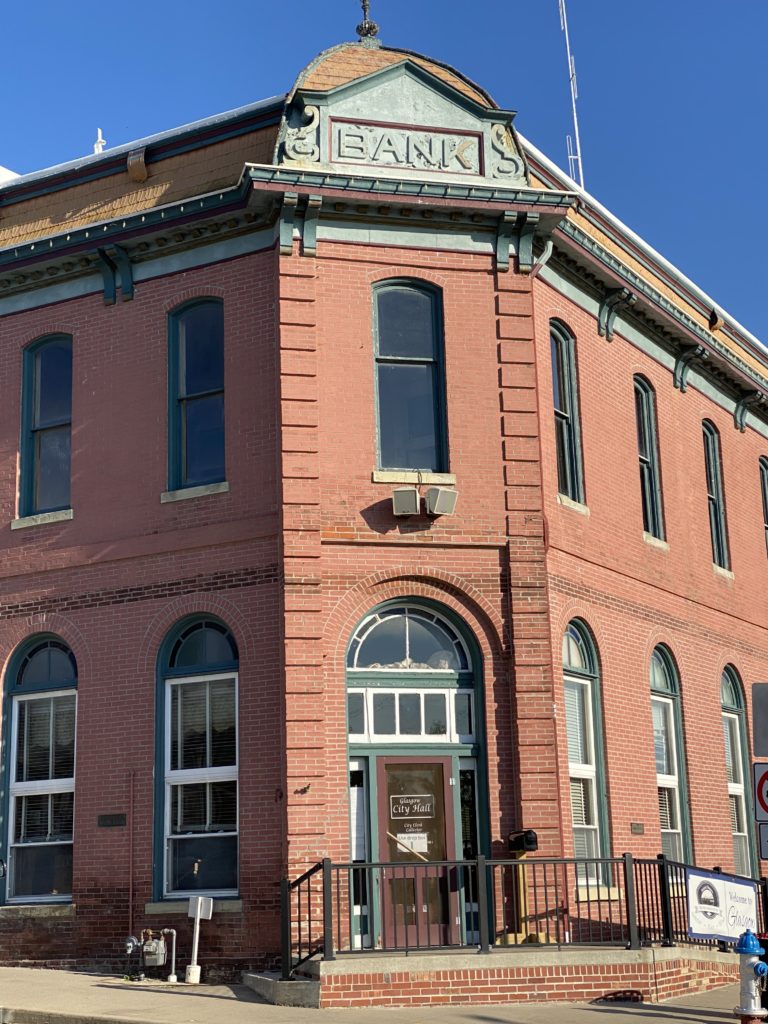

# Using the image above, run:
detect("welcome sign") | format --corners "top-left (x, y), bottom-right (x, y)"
top-left (687, 867), bottom-right (758, 942)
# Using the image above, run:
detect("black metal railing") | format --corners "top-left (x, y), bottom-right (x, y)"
top-left (281, 852), bottom-right (767, 978)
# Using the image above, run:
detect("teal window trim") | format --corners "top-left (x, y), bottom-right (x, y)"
top-left (19, 335), bottom-right (73, 517)
top-left (0, 635), bottom-right (78, 905)
top-left (167, 299), bottom-right (225, 492)
top-left (703, 420), bottom-right (730, 570)
top-left (721, 665), bottom-right (756, 877)
top-left (344, 598), bottom-right (489, 853)
top-left (650, 645), bottom-right (692, 863)
top-left (372, 280), bottom-right (448, 473)
top-left (760, 457), bottom-right (768, 556)
top-left (562, 619), bottom-right (610, 870)
top-left (550, 320), bottom-right (584, 503)
top-left (633, 376), bottom-right (665, 540)
top-left (153, 615), bottom-right (239, 902)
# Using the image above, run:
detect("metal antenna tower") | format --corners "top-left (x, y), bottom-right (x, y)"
top-left (558, 0), bottom-right (584, 188)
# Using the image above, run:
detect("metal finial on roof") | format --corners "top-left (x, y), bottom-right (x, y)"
top-left (356, 0), bottom-right (380, 44)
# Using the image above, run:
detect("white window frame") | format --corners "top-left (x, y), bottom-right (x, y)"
top-left (8, 689), bottom-right (77, 903)
top-left (652, 695), bottom-right (683, 862)
top-left (564, 676), bottom-right (600, 877)
top-left (347, 687), bottom-right (475, 744)
top-left (163, 671), bottom-right (239, 898)
top-left (723, 710), bottom-right (750, 876)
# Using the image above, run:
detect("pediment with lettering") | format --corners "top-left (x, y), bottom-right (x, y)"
top-left (278, 60), bottom-right (528, 187)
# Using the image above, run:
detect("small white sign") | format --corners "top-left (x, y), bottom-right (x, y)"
top-left (188, 896), bottom-right (213, 920)
top-left (687, 867), bottom-right (757, 942)
top-left (396, 832), bottom-right (428, 854)
top-left (754, 763), bottom-right (768, 821)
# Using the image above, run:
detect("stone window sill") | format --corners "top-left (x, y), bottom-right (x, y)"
top-left (372, 470), bottom-right (456, 485)
top-left (11, 508), bottom-right (73, 531)
top-left (0, 902), bottom-right (75, 918)
top-left (144, 898), bottom-right (243, 915)
top-left (161, 481), bottom-right (229, 504)
top-left (643, 532), bottom-right (669, 550)
top-left (557, 494), bottom-right (589, 516)
top-left (713, 564), bottom-right (734, 580)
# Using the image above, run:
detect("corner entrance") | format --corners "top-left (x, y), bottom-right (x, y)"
top-left (345, 602), bottom-right (486, 950)
top-left (378, 756), bottom-right (457, 946)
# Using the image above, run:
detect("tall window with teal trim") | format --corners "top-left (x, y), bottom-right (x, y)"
top-left (157, 618), bottom-right (239, 897)
top-left (168, 300), bottom-right (225, 490)
top-left (650, 646), bottom-right (690, 862)
top-left (21, 335), bottom-right (72, 515)
top-left (634, 376), bottom-right (665, 539)
top-left (562, 620), bottom-right (608, 875)
top-left (703, 420), bottom-right (730, 569)
top-left (550, 321), bottom-right (584, 502)
top-left (5, 636), bottom-right (77, 902)
top-left (721, 666), bottom-right (753, 876)
top-left (373, 282), bottom-right (447, 472)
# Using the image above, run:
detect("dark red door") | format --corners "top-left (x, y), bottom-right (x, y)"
top-left (376, 756), bottom-right (458, 947)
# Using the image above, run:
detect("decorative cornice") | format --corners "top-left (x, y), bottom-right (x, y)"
top-left (558, 218), bottom-right (768, 394)
top-left (597, 287), bottom-right (637, 342)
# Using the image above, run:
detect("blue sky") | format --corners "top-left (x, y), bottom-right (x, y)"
top-left (4, 1), bottom-right (767, 341)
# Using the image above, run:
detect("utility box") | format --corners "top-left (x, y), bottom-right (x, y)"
top-left (508, 829), bottom-right (538, 853)
top-left (142, 936), bottom-right (167, 966)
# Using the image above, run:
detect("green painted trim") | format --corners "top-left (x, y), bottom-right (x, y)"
top-left (19, 335), bottom-right (72, 518)
top-left (550, 320), bottom-right (585, 505)
top-left (246, 165), bottom-right (575, 209)
top-left (166, 298), bottom-right (225, 492)
top-left (372, 280), bottom-right (448, 474)
top-left (558, 219), bottom-right (768, 395)
top-left (152, 614), bottom-right (239, 902)
top-left (0, 633), bottom-right (78, 905)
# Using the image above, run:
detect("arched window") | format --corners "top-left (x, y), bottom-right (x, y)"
top-left (650, 646), bottom-right (690, 862)
top-left (157, 617), bottom-right (238, 897)
top-left (168, 300), bottom-right (225, 491)
top-left (5, 636), bottom-right (77, 902)
top-left (562, 620), bottom-right (608, 874)
top-left (703, 421), bottom-right (730, 569)
top-left (721, 666), bottom-right (753, 876)
top-left (550, 321), bottom-right (584, 503)
top-left (20, 335), bottom-right (73, 516)
top-left (373, 282), bottom-right (447, 472)
top-left (347, 606), bottom-right (472, 741)
top-left (633, 376), bottom-right (665, 540)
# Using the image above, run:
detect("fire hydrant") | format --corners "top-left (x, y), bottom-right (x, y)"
top-left (734, 929), bottom-right (768, 1023)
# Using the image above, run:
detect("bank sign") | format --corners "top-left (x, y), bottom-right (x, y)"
top-left (331, 119), bottom-right (483, 175)
top-left (687, 867), bottom-right (758, 942)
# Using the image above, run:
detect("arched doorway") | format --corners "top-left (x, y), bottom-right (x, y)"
top-left (345, 601), bottom-right (485, 948)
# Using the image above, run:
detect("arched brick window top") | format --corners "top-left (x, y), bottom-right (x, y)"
top-left (650, 645), bottom-right (678, 695)
top-left (562, 619), bottom-right (597, 678)
top-left (166, 617), bottom-right (238, 673)
top-left (12, 635), bottom-right (77, 694)
top-left (347, 605), bottom-right (470, 673)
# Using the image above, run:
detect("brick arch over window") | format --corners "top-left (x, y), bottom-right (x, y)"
top-left (0, 614), bottom-right (91, 688)
top-left (137, 594), bottom-right (255, 678)
top-left (327, 567), bottom-right (506, 675)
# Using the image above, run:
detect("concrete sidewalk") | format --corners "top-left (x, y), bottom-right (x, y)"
top-left (0, 968), bottom-right (745, 1024)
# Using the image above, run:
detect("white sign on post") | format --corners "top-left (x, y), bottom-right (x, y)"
top-left (188, 896), bottom-right (213, 920)
top-left (687, 867), bottom-right (758, 943)
top-left (185, 896), bottom-right (214, 984)
top-left (753, 763), bottom-right (768, 822)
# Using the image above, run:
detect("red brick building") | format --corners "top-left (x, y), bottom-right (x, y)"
top-left (0, 24), bottom-right (766, 1000)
